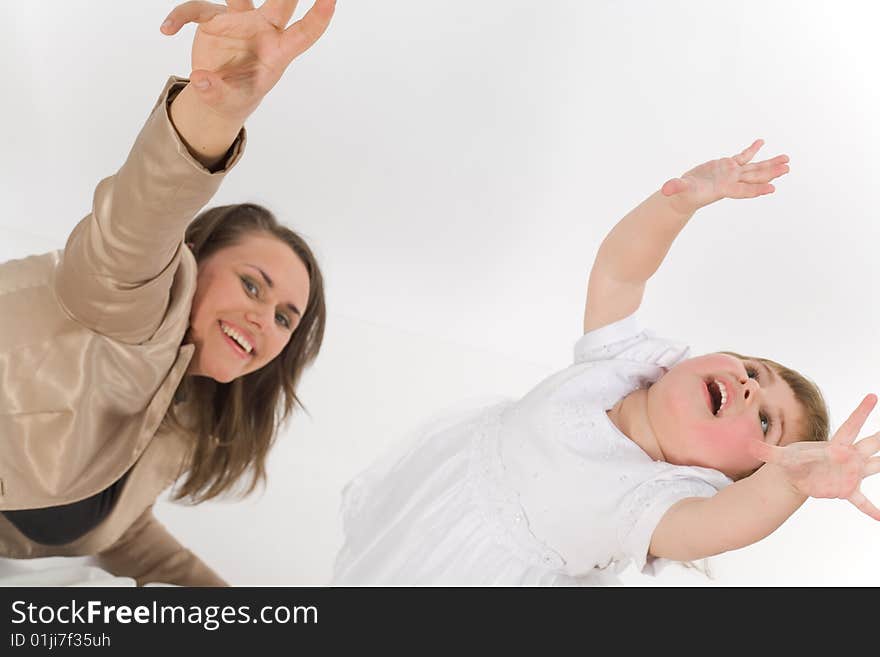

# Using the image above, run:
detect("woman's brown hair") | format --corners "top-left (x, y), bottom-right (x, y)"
top-left (163, 203), bottom-right (326, 503)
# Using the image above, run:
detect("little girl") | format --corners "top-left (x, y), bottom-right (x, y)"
top-left (332, 140), bottom-right (880, 585)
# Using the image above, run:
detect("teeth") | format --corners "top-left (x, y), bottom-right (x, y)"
top-left (221, 323), bottom-right (253, 354)
top-left (716, 379), bottom-right (727, 414)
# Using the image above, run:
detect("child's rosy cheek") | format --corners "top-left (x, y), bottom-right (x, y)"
top-left (716, 421), bottom-right (753, 452)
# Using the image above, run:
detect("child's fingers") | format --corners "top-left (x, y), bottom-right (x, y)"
top-left (740, 163), bottom-right (790, 184)
top-left (748, 438), bottom-right (783, 464)
top-left (833, 394), bottom-right (879, 446)
top-left (660, 178), bottom-right (687, 196)
top-left (730, 182), bottom-right (774, 198)
top-left (848, 490), bottom-right (880, 521)
top-left (864, 456), bottom-right (880, 477)
top-left (740, 154), bottom-right (790, 175)
top-left (856, 432), bottom-right (880, 459)
top-left (732, 139), bottom-right (764, 166)
top-left (742, 154), bottom-right (790, 171)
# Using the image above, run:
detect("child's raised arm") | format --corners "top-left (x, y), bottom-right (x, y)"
top-left (650, 395), bottom-right (880, 562)
top-left (583, 140), bottom-right (790, 332)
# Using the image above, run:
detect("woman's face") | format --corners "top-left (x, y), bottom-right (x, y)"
top-left (186, 233), bottom-right (311, 383)
top-left (646, 353), bottom-right (805, 479)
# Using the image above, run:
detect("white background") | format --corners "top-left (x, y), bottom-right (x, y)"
top-left (2, 1), bottom-right (879, 585)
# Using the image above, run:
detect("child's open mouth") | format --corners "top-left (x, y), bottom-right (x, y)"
top-left (706, 378), bottom-right (728, 416)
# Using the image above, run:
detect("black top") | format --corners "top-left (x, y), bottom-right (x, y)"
top-left (1, 469), bottom-right (132, 546)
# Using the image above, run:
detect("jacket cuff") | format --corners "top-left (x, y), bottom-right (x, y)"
top-left (157, 75), bottom-right (247, 175)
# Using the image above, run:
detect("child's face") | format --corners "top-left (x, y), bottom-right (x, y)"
top-left (646, 353), bottom-right (804, 479)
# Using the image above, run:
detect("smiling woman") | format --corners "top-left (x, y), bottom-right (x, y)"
top-left (165, 203), bottom-right (325, 503)
top-left (185, 204), bottom-right (319, 383)
top-left (0, 0), bottom-right (336, 587)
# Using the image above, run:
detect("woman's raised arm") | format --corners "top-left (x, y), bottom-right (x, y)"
top-left (55, 1), bottom-right (336, 344)
top-left (163, 0), bottom-right (336, 169)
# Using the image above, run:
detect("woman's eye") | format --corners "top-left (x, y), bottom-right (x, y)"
top-left (241, 277), bottom-right (258, 296)
top-left (746, 365), bottom-right (759, 380)
top-left (242, 275), bottom-right (292, 330)
top-left (759, 413), bottom-right (770, 436)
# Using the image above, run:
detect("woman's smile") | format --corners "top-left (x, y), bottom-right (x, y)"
top-left (219, 320), bottom-right (255, 360)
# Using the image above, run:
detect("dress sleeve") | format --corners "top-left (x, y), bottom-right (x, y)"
top-left (55, 76), bottom-right (246, 344)
top-left (573, 313), bottom-right (690, 369)
top-left (617, 465), bottom-right (732, 575)
top-left (96, 506), bottom-right (228, 587)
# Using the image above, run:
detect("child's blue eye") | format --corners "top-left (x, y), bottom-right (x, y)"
top-left (759, 413), bottom-right (770, 436)
top-left (746, 366), bottom-right (759, 380)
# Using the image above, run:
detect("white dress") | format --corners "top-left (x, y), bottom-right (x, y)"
top-left (333, 315), bottom-right (732, 585)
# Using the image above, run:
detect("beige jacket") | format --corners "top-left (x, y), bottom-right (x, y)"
top-left (0, 77), bottom-right (245, 586)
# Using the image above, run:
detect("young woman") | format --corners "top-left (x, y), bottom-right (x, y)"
top-left (0, 0), bottom-right (335, 586)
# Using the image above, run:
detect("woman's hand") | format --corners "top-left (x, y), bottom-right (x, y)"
top-left (161, 0), bottom-right (336, 124)
top-left (749, 394), bottom-right (880, 520)
top-left (660, 139), bottom-right (790, 214)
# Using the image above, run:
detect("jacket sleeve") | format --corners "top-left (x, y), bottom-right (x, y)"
top-left (55, 76), bottom-right (246, 344)
top-left (96, 506), bottom-right (228, 587)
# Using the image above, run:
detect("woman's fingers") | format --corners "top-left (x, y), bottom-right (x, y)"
top-left (279, 0), bottom-right (336, 62)
top-left (732, 139), bottom-right (764, 166)
top-left (261, 0), bottom-right (301, 28)
top-left (162, 0), bottom-right (335, 67)
top-left (161, 1), bottom-right (227, 34)
top-left (226, 0), bottom-right (256, 10)
top-left (833, 394), bottom-right (878, 446)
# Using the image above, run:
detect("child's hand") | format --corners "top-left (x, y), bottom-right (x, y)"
top-left (661, 139), bottom-right (790, 214)
top-left (749, 394), bottom-right (880, 520)
top-left (161, 0), bottom-right (336, 124)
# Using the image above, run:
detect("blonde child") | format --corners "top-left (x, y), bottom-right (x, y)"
top-left (333, 140), bottom-right (880, 585)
